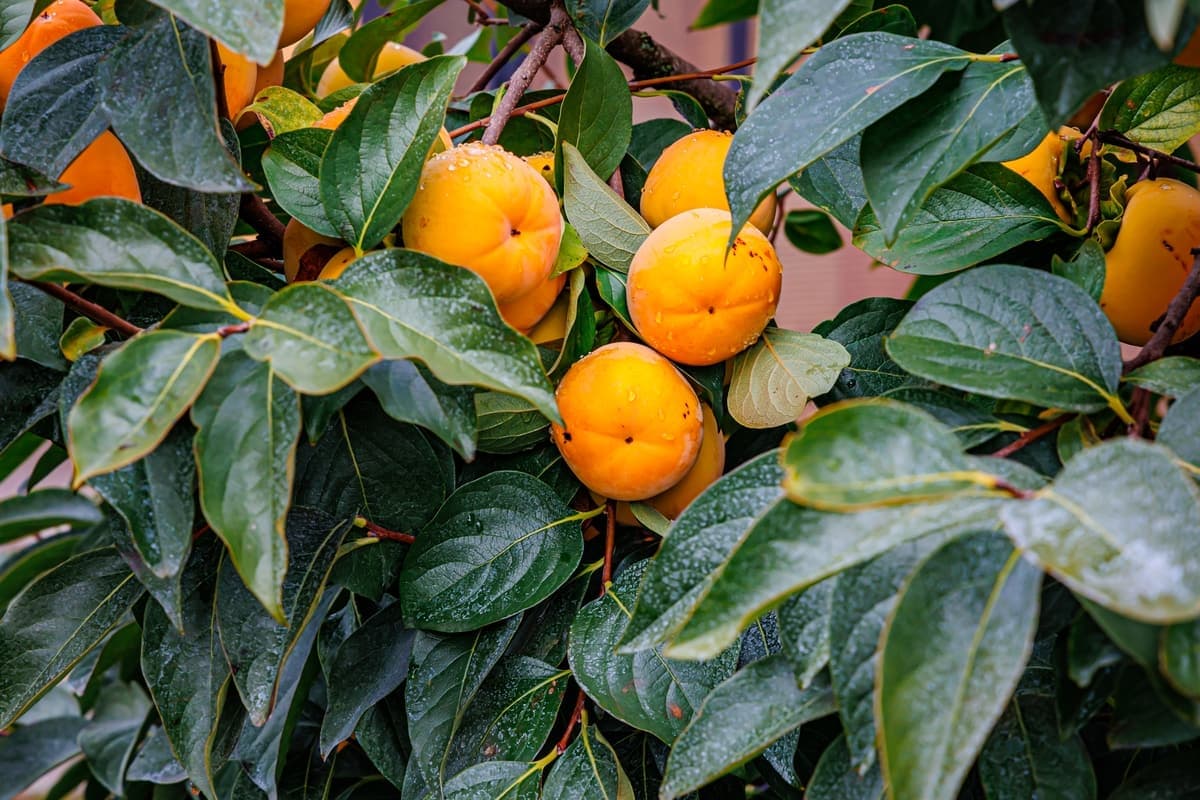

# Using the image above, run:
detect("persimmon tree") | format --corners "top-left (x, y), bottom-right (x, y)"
top-left (4, 0), bottom-right (1200, 798)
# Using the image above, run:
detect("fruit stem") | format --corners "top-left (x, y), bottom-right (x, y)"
top-left (553, 688), bottom-right (586, 753)
top-left (465, 22), bottom-right (543, 95)
top-left (1098, 130), bottom-right (1200, 175)
top-left (1124, 248), bottom-right (1200, 373)
top-left (239, 194), bottom-right (286, 244)
top-left (481, 2), bottom-right (572, 145)
top-left (353, 516), bottom-right (416, 545)
top-left (22, 280), bottom-right (143, 338)
top-left (1084, 129), bottom-right (1102, 234)
top-left (601, 498), bottom-right (616, 593)
top-left (988, 414), bottom-right (1072, 459)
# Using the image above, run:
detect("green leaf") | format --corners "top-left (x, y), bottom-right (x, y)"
top-left (543, 719), bottom-right (634, 799)
top-left (560, 142), bottom-right (649, 272)
top-left (782, 209), bottom-right (842, 254)
top-left (886, 264), bottom-right (1124, 414)
top-left (877, 532), bottom-right (1041, 800)
top-left (0, 25), bottom-right (126, 179)
top-left (727, 33), bottom-right (971, 235)
top-left (0, 488), bottom-right (100, 544)
top-left (0, 1), bottom-right (40, 52)
top-left (328, 249), bottom-right (558, 420)
top-left (9, 199), bottom-right (241, 314)
top-left (789, 135), bottom-right (868, 229)
top-left (68, 330), bottom-right (219, 484)
top-left (99, 14), bottom-right (252, 192)
top-left (618, 451), bottom-right (785, 653)
top-left (320, 603), bottom-right (414, 756)
top-left (242, 86), bottom-right (323, 137)
top-left (1001, 438), bottom-right (1200, 623)
top-left (881, 386), bottom-right (1007, 449)
top-left (662, 658), bottom-right (834, 798)
top-left (216, 508), bottom-right (349, 725)
top-left (140, 540), bottom-right (228, 800)
top-left (77, 682), bottom-right (152, 796)
top-left (748, 0), bottom-right (855, 110)
top-left (569, 559), bottom-right (739, 742)
top-left (1078, 597), bottom-right (1160, 669)
top-left (8, 282), bottom-right (63, 370)
top-left (354, 694), bottom-right (407, 789)
top-left (727, 329), bottom-right (849, 429)
top-left (0, 547), bottom-right (141, 727)
top-left (1124, 356), bottom-right (1200, 396)
top-left (320, 56), bottom-right (465, 250)
top-left (551, 222), bottom-right (589, 277)
top-left (1099, 63), bottom-right (1200, 154)
top-left (90, 425), bottom-right (194, 581)
top-left (1110, 751), bottom-right (1200, 799)
top-left (979, 694), bottom-right (1097, 800)
top-left (147, 0), bottom-right (282, 65)
top-left (806, 736), bottom-right (883, 800)
top-left (0, 717), bottom-right (86, 800)
top-left (1051, 238), bottom-right (1107, 302)
top-left (567, 0), bottom-right (650, 44)
top-left (0, 154), bottom-right (65, 200)
top-left (243, 282), bottom-right (379, 395)
top-left (335, 0), bottom-right (442, 81)
top-left (1162, 618), bottom-right (1200, 697)
top-left (193, 349), bottom-right (300, 620)
top-left (861, 51), bottom-right (1044, 240)
top-left (667, 495), bottom-right (1008, 659)
top-left (556, 39), bottom-right (633, 181)
top-left (0, 534), bottom-right (83, 614)
top-left (406, 618), bottom-right (521, 789)
top-left (1158, 386), bottom-right (1200, 465)
top-left (692, 0), bottom-right (758, 28)
top-left (442, 761), bottom-right (541, 800)
top-left (853, 163), bottom-right (1069, 275)
top-left (474, 392), bottom-right (548, 454)
top-left (1003, 0), bottom-right (1172, 126)
top-left (399, 472), bottom-right (585, 631)
top-left (777, 578), bottom-right (835, 688)
top-left (813, 296), bottom-right (913, 401)
top-left (262, 128), bottom-right (338, 238)
top-left (362, 360), bottom-right (476, 459)
top-left (126, 726), bottom-right (186, 785)
top-left (59, 317), bottom-right (108, 363)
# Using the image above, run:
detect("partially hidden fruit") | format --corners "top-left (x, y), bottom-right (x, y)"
top-left (0, 0), bottom-right (101, 107)
top-left (315, 96), bottom-right (454, 155)
top-left (316, 41), bottom-right (425, 98)
top-left (283, 218), bottom-right (343, 282)
top-left (45, 130), bottom-right (141, 206)
top-left (279, 0), bottom-right (332, 48)
top-left (1001, 131), bottom-right (1072, 224)
top-left (627, 207), bottom-right (782, 366)
top-left (528, 293), bottom-right (569, 345)
top-left (402, 143), bottom-right (563, 303)
top-left (217, 42), bottom-right (258, 119)
top-left (318, 247), bottom-right (358, 280)
top-left (499, 273), bottom-right (566, 332)
top-left (640, 130), bottom-right (776, 233)
top-left (551, 342), bottom-right (703, 501)
top-left (524, 152), bottom-right (555, 186)
top-left (1100, 178), bottom-right (1200, 345)
top-left (255, 50), bottom-right (285, 95)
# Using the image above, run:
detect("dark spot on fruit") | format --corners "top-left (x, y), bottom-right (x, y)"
top-left (624, 436), bottom-right (633, 444)
top-left (562, 432), bottom-right (572, 441)
top-left (707, 306), bottom-right (715, 314)
top-left (1164, 239), bottom-right (1176, 252)
top-left (511, 228), bottom-right (521, 236)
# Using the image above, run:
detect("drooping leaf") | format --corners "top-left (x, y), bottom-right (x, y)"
top-left (662, 658), bottom-right (834, 798)
top-left (726, 329), bottom-right (849, 429)
top-left (361, 359), bottom-right (477, 460)
top-left (77, 682), bottom-right (152, 796)
top-left (146, 0), bottom-right (282, 65)
top-left (747, 0), bottom-right (855, 110)
top-left (0, 488), bottom-right (100, 544)
top-left (877, 532), bottom-right (1041, 800)
top-left (543, 717), bottom-right (634, 799)
top-left (399, 472), bottom-right (585, 632)
top-left (0, 716), bottom-right (86, 800)
top-left (978, 694), bottom-right (1097, 800)
top-left (556, 39), bottom-right (633, 181)
top-left (560, 142), bottom-right (649, 272)
top-left (126, 726), bottom-right (187, 785)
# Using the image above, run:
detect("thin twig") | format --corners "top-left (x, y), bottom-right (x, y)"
top-left (24, 280), bottom-right (143, 337)
top-left (554, 690), bottom-right (585, 754)
top-left (209, 39), bottom-right (231, 120)
top-left (480, 4), bottom-right (570, 145)
top-left (356, 518), bottom-right (416, 545)
top-left (1099, 130), bottom-right (1200, 174)
top-left (1084, 131), bottom-right (1102, 234)
top-left (467, 23), bottom-right (542, 95)
top-left (601, 498), bottom-right (616, 593)
top-left (239, 194), bottom-right (286, 243)
top-left (989, 415), bottom-right (1072, 459)
top-left (217, 322), bottom-right (250, 337)
top-left (1128, 386), bottom-right (1152, 437)
top-left (1124, 248), bottom-right (1200, 372)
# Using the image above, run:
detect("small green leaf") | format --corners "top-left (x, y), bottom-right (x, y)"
top-left (8, 282), bottom-right (63, 370)
top-left (362, 360), bottom-right (477, 459)
top-left (878, 532), bottom-right (1041, 800)
top-left (561, 142), bottom-right (649, 272)
top-left (747, 0), bottom-right (856, 110)
top-left (0, 717), bottom-right (86, 800)
top-left (68, 331), bottom-right (220, 484)
top-left (1051, 238), bottom-right (1107, 302)
top-left (542, 718), bottom-right (634, 799)
top-left (241, 86), bottom-right (323, 136)
top-left (1100, 63), bottom-right (1200, 156)
top-left (1157, 386), bottom-right (1200, 465)
top-left (335, 0), bottom-right (442, 81)
top-left (727, 329), bottom-right (849, 429)
top-left (59, 317), bottom-right (108, 362)
top-left (1162, 619), bottom-right (1200, 697)
top-left (0, 488), bottom-right (100, 544)
top-left (475, 392), bottom-right (548, 454)
top-left (126, 726), bottom-right (186, 785)
top-left (262, 128), bottom-right (338, 238)
top-left (77, 682), bottom-right (152, 797)
top-left (782, 209), bottom-right (841, 253)
top-left (567, 0), bottom-right (650, 45)
top-left (806, 736), bottom-right (883, 800)
top-left (556, 39), bottom-right (633, 180)
top-left (551, 222), bottom-right (589, 276)
top-left (813, 296), bottom-right (913, 401)
top-left (1124, 356), bottom-right (1200, 396)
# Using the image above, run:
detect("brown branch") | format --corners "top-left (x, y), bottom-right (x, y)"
top-left (554, 689), bottom-right (585, 754)
top-left (1099, 130), bottom-right (1200, 174)
top-left (1084, 132), bottom-right (1102, 234)
top-left (481, 4), bottom-right (571, 145)
top-left (601, 498), bottom-right (616, 592)
top-left (467, 23), bottom-right (542, 95)
top-left (209, 39), bottom-right (231, 120)
top-left (1124, 248), bottom-right (1200, 372)
top-left (24, 280), bottom-right (143, 338)
top-left (358, 519), bottom-right (416, 544)
top-left (561, 22), bottom-right (585, 65)
top-left (230, 237), bottom-right (280, 260)
top-left (217, 322), bottom-right (250, 337)
top-left (1128, 386), bottom-right (1153, 437)
top-left (239, 194), bottom-right (286, 243)
top-left (989, 415), bottom-right (1072, 459)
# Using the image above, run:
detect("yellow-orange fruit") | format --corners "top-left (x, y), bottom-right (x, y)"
top-left (402, 143), bottom-right (562, 303)
top-left (279, 0), bottom-right (332, 48)
top-left (528, 293), bottom-right (570, 345)
top-left (627, 208), bottom-right (782, 366)
top-left (283, 219), bottom-right (343, 282)
top-left (256, 49), bottom-right (285, 95)
top-left (316, 96), bottom-right (454, 155)
top-left (524, 152), bottom-right (555, 186)
top-left (316, 41), bottom-right (425, 98)
top-left (216, 42), bottom-right (258, 119)
top-left (640, 130), bottom-right (776, 233)
top-left (499, 273), bottom-right (566, 332)
top-left (1001, 131), bottom-right (1072, 224)
top-left (0, 0), bottom-right (100, 106)
top-left (550, 342), bottom-right (703, 501)
top-left (1100, 178), bottom-right (1200, 345)
top-left (319, 247), bottom-right (357, 280)
top-left (44, 130), bottom-right (141, 206)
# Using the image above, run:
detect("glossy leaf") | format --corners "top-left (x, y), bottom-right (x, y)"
top-left (1157, 386), bottom-right (1200, 465)
top-left (789, 135), bottom-right (868, 229)
top-left (1162, 618), bottom-right (1200, 697)
top-left (748, 0), bottom-right (855, 110)
top-left (0, 717), bottom-right (86, 800)
top-left (126, 726), bottom-right (187, 785)
top-left (561, 142), bottom-right (649, 272)
top-left (727, 329), bottom-right (848, 429)
top-left (1002, 438), bottom-right (1200, 623)
top-left (0, 547), bottom-right (141, 728)
top-left (262, 128), bottom-right (337, 238)
top-left (813, 297), bottom-right (913, 401)
top-left (887, 264), bottom-right (1123, 413)
top-left (543, 718), bottom-right (634, 799)
top-left (726, 33), bottom-right (971, 234)
top-left (569, 559), bottom-right (739, 742)
top-left (335, 0), bottom-right (441, 81)
top-left (568, 0), bottom-right (650, 44)
top-left (474, 392), bottom-right (548, 454)
top-left (807, 735), bottom-right (884, 800)
top-left (877, 532), bottom-right (1041, 800)
top-left (1099, 63), bottom-right (1200, 154)
top-left (979, 695), bottom-right (1097, 800)
top-left (147, 0), bottom-right (282, 65)
top-left (328, 249), bottom-right (557, 420)
top-left (8, 281), bottom-right (63, 369)
top-left (0, 488), bottom-right (100, 544)
top-left (68, 330), bottom-right (219, 484)
top-left (361, 359), bottom-right (476, 459)
top-left (442, 761), bottom-right (541, 800)
top-left (557, 39), bottom-right (633, 180)
top-left (782, 208), bottom-right (842, 253)
top-left (77, 682), bottom-right (152, 796)
top-left (662, 658), bottom-right (834, 798)
top-left (777, 578), bottom-right (835, 688)
top-left (1124, 355), bottom-right (1200, 396)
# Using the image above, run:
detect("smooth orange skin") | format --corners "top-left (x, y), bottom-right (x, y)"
top-left (279, 0), bottom-right (331, 47)
top-left (217, 42), bottom-right (258, 119)
top-left (316, 41), bottom-right (425, 97)
top-left (499, 273), bottom-right (566, 332)
top-left (0, 0), bottom-right (100, 106)
top-left (256, 49), bottom-right (285, 95)
top-left (524, 152), bottom-right (555, 186)
top-left (640, 130), bottom-right (776, 233)
top-left (1100, 178), bottom-right (1200, 345)
top-left (283, 219), bottom-right (343, 282)
top-left (44, 130), bottom-right (141, 206)
top-left (627, 208), bottom-right (782, 366)
top-left (318, 247), bottom-right (358, 280)
top-left (1001, 131), bottom-right (1073, 224)
top-left (551, 342), bottom-right (703, 501)
top-left (402, 143), bottom-right (562, 303)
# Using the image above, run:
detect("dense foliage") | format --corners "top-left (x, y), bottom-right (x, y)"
top-left (5, 0), bottom-right (1200, 798)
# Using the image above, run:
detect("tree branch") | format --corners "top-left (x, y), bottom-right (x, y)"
top-left (467, 23), bottom-right (542, 95)
top-left (1124, 248), bottom-right (1200, 372)
top-left (23, 280), bottom-right (143, 338)
top-left (601, 498), bottom-right (616, 593)
top-left (481, 4), bottom-right (570, 145)
top-left (989, 415), bottom-right (1072, 459)
top-left (239, 193), bottom-right (286, 243)
top-left (355, 517), bottom-right (416, 544)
